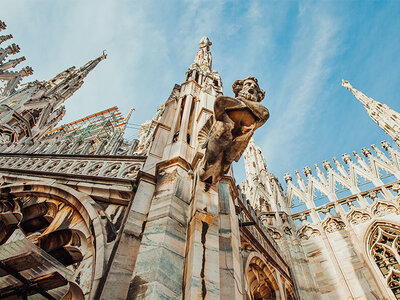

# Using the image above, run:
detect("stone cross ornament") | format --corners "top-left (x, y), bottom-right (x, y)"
top-left (198, 76), bottom-right (269, 186)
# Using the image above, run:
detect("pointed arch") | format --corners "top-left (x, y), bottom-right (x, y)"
top-left (244, 253), bottom-right (280, 300)
top-left (365, 221), bottom-right (400, 299)
top-left (0, 181), bottom-right (107, 298)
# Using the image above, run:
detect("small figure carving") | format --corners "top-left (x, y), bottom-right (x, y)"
top-left (198, 77), bottom-right (269, 186)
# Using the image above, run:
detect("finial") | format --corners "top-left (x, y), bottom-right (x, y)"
top-left (295, 170), bottom-right (306, 191)
top-left (342, 79), bottom-right (352, 91)
top-left (333, 156), bottom-right (349, 177)
top-left (20, 66), bottom-right (33, 77)
top-left (199, 37), bottom-right (212, 49)
top-left (352, 151), bottom-right (361, 160)
top-left (371, 144), bottom-right (391, 163)
top-left (361, 147), bottom-right (371, 157)
top-left (342, 153), bottom-right (351, 164)
top-left (6, 43), bottom-right (20, 55)
top-left (101, 50), bottom-right (107, 60)
top-left (381, 140), bottom-right (391, 151)
top-left (322, 160), bottom-right (332, 171)
top-left (194, 37), bottom-right (212, 71)
top-left (303, 166), bottom-right (312, 177)
top-left (284, 173), bottom-right (292, 183)
top-left (0, 34), bottom-right (13, 45)
top-left (0, 21), bottom-right (6, 31)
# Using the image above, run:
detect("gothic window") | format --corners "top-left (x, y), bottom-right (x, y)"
top-left (368, 224), bottom-right (400, 299)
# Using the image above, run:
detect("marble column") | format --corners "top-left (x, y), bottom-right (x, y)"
top-left (218, 180), bottom-right (244, 299)
top-left (128, 163), bottom-right (192, 299)
top-left (183, 180), bottom-right (220, 300)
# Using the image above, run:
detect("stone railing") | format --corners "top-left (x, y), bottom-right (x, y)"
top-left (0, 153), bottom-right (146, 182)
top-left (291, 180), bottom-right (400, 239)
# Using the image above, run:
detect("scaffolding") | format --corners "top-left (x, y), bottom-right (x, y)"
top-left (46, 106), bottom-right (129, 153)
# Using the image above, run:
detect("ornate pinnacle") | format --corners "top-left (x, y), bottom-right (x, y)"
top-left (101, 50), bottom-right (107, 60)
top-left (342, 153), bottom-right (351, 164)
top-left (381, 140), bottom-right (391, 151)
top-left (283, 173), bottom-right (292, 183)
top-left (361, 147), bottom-right (371, 157)
top-left (342, 79), bottom-right (373, 107)
top-left (0, 34), bottom-right (13, 45)
top-left (6, 43), bottom-right (20, 55)
top-left (194, 37), bottom-right (212, 71)
top-left (341, 79), bottom-right (352, 91)
top-left (371, 144), bottom-right (391, 163)
top-left (343, 80), bottom-right (400, 148)
top-left (20, 66), bottom-right (33, 77)
top-left (0, 21), bottom-right (6, 31)
top-left (322, 160), bottom-right (332, 171)
top-left (352, 151), bottom-right (359, 159)
top-left (353, 150), bottom-right (370, 170)
top-left (0, 56), bottom-right (26, 71)
top-left (333, 157), bottom-right (349, 177)
top-left (303, 166), bottom-right (312, 177)
top-left (295, 170), bottom-right (306, 191)
top-left (314, 164), bottom-right (323, 174)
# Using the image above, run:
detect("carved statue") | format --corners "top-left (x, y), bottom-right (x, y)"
top-left (198, 76), bottom-right (269, 186)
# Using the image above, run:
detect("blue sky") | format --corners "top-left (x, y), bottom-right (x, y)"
top-left (2, 0), bottom-right (400, 184)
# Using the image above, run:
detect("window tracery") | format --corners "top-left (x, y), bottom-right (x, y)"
top-left (368, 224), bottom-right (400, 299)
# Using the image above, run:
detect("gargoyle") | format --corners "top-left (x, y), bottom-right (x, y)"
top-left (198, 76), bottom-right (269, 186)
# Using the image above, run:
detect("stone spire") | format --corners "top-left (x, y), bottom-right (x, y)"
top-left (185, 37), bottom-right (222, 94)
top-left (194, 36), bottom-right (212, 72)
top-left (0, 20), bottom-right (33, 97)
top-left (42, 52), bottom-right (107, 107)
top-left (0, 52), bottom-right (106, 144)
top-left (240, 137), bottom-right (274, 209)
top-left (342, 79), bottom-right (400, 147)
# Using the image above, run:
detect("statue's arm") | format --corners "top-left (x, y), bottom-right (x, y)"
top-left (214, 96), bottom-right (246, 120)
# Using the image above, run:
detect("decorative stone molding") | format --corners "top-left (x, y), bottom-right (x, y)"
top-left (297, 223), bottom-right (321, 240)
top-left (266, 226), bottom-right (282, 239)
top-left (371, 200), bottom-right (398, 217)
top-left (346, 208), bottom-right (371, 225)
top-left (0, 154), bottom-right (144, 181)
top-left (322, 216), bottom-right (346, 233)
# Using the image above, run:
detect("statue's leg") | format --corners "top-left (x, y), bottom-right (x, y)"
top-left (199, 121), bottom-right (232, 184)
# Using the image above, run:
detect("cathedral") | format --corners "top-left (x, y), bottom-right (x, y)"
top-left (0, 19), bottom-right (400, 300)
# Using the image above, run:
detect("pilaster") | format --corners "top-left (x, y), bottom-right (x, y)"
top-left (128, 161), bottom-right (192, 299)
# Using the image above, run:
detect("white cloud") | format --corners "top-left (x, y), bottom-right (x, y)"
top-left (259, 3), bottom-right (341, 173)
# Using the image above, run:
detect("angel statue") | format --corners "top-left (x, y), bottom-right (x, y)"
top-left (198, 76), bottom-right (269, 187)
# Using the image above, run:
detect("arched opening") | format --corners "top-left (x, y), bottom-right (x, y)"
top-left (367, 222), bottom-right (400, 299)
top-left (245, 255), bottom-right (279, 300)
top-left (0, 182), bottom-right (106, 299)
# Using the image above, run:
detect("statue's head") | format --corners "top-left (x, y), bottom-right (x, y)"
top-left (232, 77), bottom-right (265, 102)
top-left (199, 37), bottom-right (212, 50)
